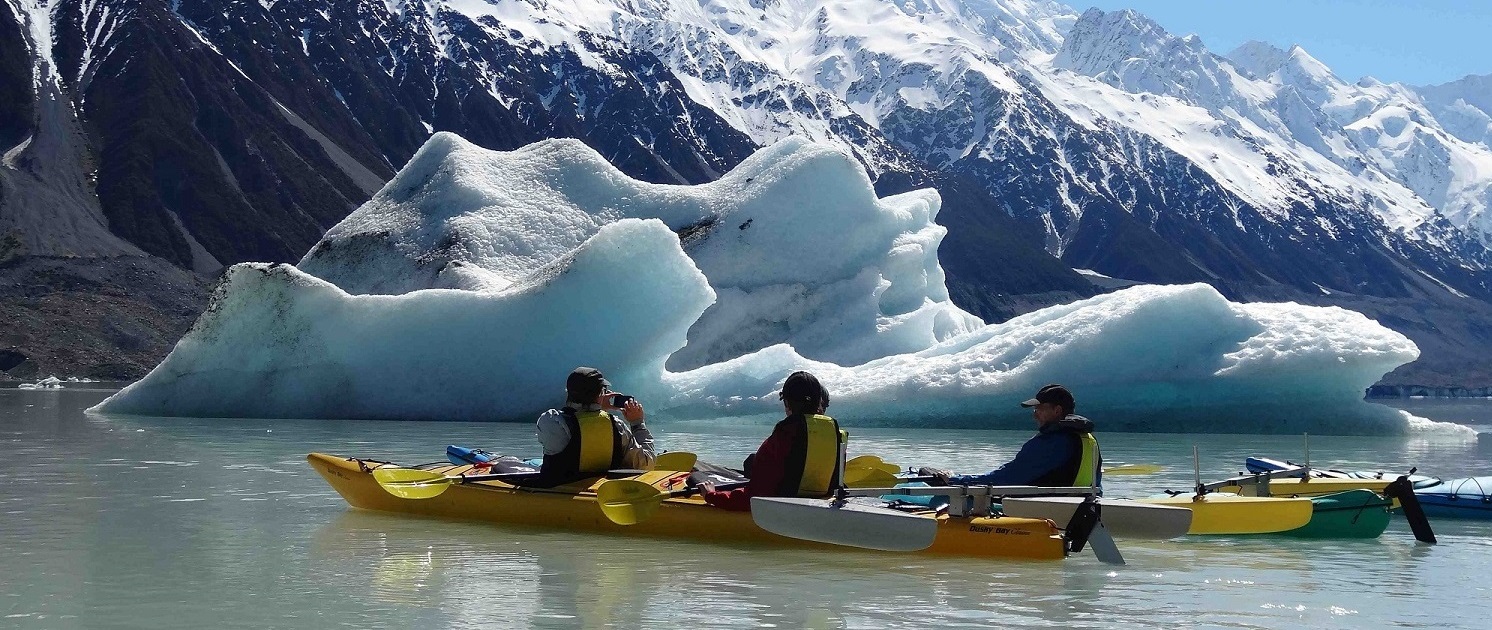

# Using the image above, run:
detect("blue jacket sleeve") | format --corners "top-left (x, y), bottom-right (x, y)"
top-left (950, 434), bottom-right (1066, 486)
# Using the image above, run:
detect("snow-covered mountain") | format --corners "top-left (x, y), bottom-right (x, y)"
top-left (1415, 73), bottom-right (1492, 151)
top-left (4, 0), bottom-right (1492, 389)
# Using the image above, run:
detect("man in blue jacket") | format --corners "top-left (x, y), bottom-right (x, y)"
top-left (919, 384), bottom-right (1102, 490)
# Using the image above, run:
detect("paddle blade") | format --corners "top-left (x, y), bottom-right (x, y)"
top-left (596, 479), bottom-right (666, 526)
top-left (751, 496), bottom-right (938, 552)
top-left (846, 455), bottom-right (900, 475)
top-left (654, 451), bottom-right (697, 472)
top-left (1063, 498), bottom-right (1101, 553)
top-left (1385, 477), bottom-right (1437, 544)
top-left (372, 468), bottom-right (456, 499)
top-left (843, 468), bottom-right (901, 488)
top-left (1103, 464), bottom-right (1163, 476)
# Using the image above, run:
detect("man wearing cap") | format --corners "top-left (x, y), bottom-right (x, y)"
top-left (919, 384), bottom-right (1101, 490)
top-left (699, 371), bottom-right (846, 511)
top-left (533, 367), bottom-right (655, 485)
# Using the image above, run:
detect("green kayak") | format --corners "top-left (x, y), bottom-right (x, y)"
top-left (1278, 489), bottom-right (1391, 538)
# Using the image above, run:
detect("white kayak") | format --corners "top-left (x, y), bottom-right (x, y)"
top-left (1001, 496), bottom-right (1193, 540)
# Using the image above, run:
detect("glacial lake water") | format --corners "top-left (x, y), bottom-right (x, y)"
top-left (5, 386), bottom-right (1492, 629)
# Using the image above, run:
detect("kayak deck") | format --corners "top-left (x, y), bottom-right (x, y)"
top-left (307, 453), bottom-right (1067, 561)
top-left (1217, 477), bottom-right (1393, 497)
top-left (1138, 493), bottom-right (1314, 535)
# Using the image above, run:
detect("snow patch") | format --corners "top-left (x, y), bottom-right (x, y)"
top-left (271, 99), bottom-right (388, 196)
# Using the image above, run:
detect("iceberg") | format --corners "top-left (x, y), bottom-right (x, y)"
top-left (19, 376), bottom-right (65, 390)
top-left (297, 134), bottom-right (982, 370)
top-left (96, 135), bottom-right (1443, 434)
top-left (657, 284), bottom-right (1431, 434)
top-left (93, 220), bottom-right (712, 421)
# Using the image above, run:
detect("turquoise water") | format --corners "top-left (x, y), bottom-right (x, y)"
top-left (4, 387), bottom-right (1492, 629)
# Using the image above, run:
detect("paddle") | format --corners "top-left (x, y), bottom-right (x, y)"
top-left (596, 478), bottom-right (746, 525)
top-left (375, 453), bottom-right (695, 498)
top-left (843, 469), bottom-right (940, 488)
top-left (372, 468), bottom-right (537, 499)
top-left (1384, 472), bottom-right (1437, 544)
top-left (750, 496), bottom-right (939, 551)
top-left (1102, 463), bottom-right (1163, 475)
top-left (845, 455), bottom-right (900, 475)
top-left (654, 451), bottom-right (697, 472)
top-left (843, 467), bottom-right (898, 488)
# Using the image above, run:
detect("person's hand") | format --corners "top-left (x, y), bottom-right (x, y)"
top-left (917, 467), bottom-right (953, 485)
top-left (698, 481), bottom-right (716, 495)
top-left (622, 398), bottom-right (645, 424)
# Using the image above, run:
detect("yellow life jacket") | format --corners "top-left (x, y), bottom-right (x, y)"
top-left (573, 409), bottom-right (617, 474)
top-left (1071, 432), bottom-right (1101, 488)
top-left (797, 414), bottom-right (844, 497)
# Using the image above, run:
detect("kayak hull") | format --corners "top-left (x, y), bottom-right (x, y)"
top-left (307, 453), bottom-right (1067, 561)
top-left (1282, 490), bottom-right (1391, 539)
top-left (1138, 494), bottom-right (1314, 535)
top-left (1418, 479), bottom-right (1492, 519)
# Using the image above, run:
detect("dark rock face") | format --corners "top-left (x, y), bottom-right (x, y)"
top-left (0, 348), bottom-right (27, 372)
top-left (60, 0), bottom-right (388, 269)
top-left (0, 3), bottom-right (31, 152)
top-left (0, 256), bottom-right (209, 380)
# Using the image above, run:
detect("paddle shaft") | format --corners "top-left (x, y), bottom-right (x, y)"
top-left (446, 471), bottom-right (540, 483)
top-left (671, 479), bottom-right (748, 498)
top-left (451, 468), bottom-right (654, 484)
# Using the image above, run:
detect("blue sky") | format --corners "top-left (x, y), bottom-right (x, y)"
top-left (1075, 0), bottom-right (1492, 87)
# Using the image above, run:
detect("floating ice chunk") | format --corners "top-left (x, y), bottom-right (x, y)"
top-left (18, 376), bottom-right (64, 390)
top-left (299, 133), bottom-right (982, 368)
top-left (95, 220), bottom-right (714, 420)
top-left (658, 284), bottom-right (1434, 435)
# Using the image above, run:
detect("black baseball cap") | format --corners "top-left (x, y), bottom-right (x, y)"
top-left (1021, 384), bottom-right (1074, 411)
top-left (779, 371), bottom-right (829, 407)
top-left (566, 367), bottom-right (609, 401)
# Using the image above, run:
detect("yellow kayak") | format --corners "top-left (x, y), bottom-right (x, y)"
top-left (1216, 477), bottom-right (1393, 498)
top-left (1138, 493), bottom-right (1315, 534)
top-left (307, 453), bottom-right (1068, 561)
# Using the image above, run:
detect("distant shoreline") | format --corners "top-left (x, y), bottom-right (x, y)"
top-left (1366, 385), bottom-right (1492, 399)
